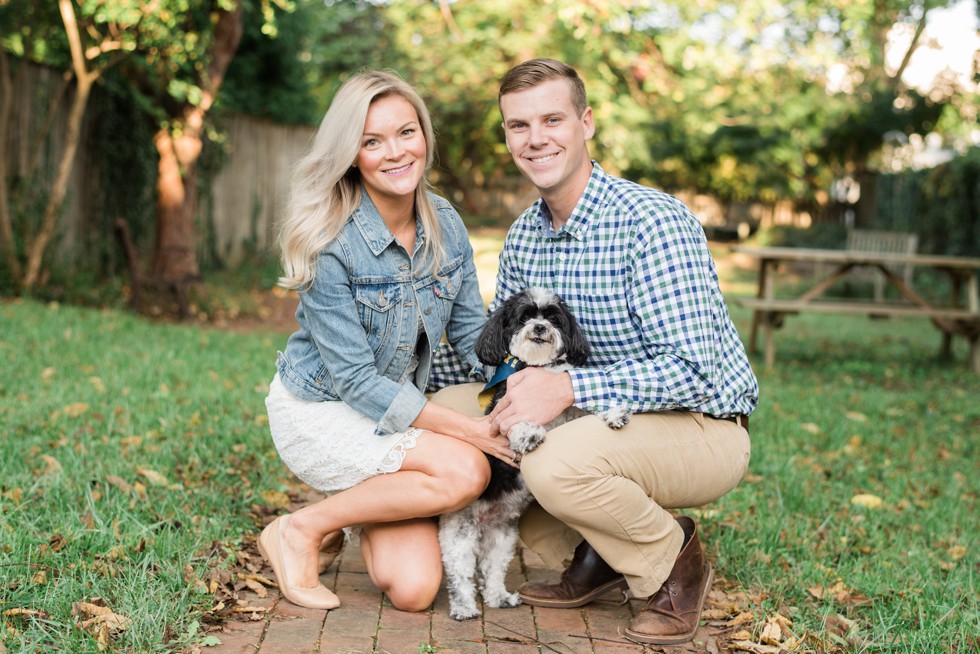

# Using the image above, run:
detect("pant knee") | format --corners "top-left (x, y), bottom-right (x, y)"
top-left (521, 451), bottom-right (579, 518)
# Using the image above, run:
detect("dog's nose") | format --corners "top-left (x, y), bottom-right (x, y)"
top-left (533, 324), bottom-right (547, 335)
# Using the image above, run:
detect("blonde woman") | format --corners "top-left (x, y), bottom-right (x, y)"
top-left (261, 71), bottom-right (513, 612)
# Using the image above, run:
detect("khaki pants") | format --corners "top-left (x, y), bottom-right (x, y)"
top-left (430, 383), bottom-right (751, 597)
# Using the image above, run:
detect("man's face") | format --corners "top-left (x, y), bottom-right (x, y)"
top-left (499, 78), bottom-right (595, 204)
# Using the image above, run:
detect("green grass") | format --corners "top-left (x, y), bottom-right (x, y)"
top-left (708, 305), bottom-right (979, 652)
top-left (2, 259), bottom-right (978, 652)
top-left (0, 299), bottom-right (292, 653)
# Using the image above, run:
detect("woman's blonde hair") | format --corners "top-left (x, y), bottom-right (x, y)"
top-left (278, 70), bottom-right (444, 290)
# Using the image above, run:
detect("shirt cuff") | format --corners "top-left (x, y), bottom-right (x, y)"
top-left (376, 383), bottom-right (428, 436)
top-left (567, 367), bottom-right (611, 412)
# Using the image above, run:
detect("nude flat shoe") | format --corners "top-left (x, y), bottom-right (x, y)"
top-left (257, 515), bottom-right (340, 610)
top-left (317, 530), bottom-right (345, 574)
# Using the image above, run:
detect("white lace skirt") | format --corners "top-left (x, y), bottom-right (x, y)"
top-left (264, 374), bottom-right (422, 493)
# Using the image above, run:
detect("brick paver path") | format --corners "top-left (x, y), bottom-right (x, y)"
top-left (210, 535), bottom-right (733, 654)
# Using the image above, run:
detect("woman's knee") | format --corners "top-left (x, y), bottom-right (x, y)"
top-left (383, 574), bottom-right (442, 612)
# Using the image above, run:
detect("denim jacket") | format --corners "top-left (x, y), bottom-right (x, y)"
top-left (277, 190), bottom-right (487, 435)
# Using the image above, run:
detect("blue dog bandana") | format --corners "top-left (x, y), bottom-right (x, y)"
top-left (477, 355), bottom-right (525, 411)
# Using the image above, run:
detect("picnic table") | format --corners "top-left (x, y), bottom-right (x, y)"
top-left (730, 245), bottom-right (980, 373)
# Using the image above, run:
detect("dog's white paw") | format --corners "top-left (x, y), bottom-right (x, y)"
top-left (509, 422), bottom-right (546, 454)
top-left (449, 604), bottom-right (481, 621)
top-left (597, 404), bottom-right (631, 430)
top-left (486, 592), bottom-right (521, 609)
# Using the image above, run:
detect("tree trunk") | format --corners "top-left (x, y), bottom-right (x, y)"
top-left (151, 128), bottom-right (202, 285)
top-left (0, 47), bottom-right (21, 281)
top-left (149, 1), bottom-right (243, 308)
top-left (19, 0), bottom-right (103, 291)
top-left (21, 72), bottom-right (95, 291)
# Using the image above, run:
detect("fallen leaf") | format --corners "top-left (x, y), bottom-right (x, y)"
top-left (48, 533), bottom-right (68, 553)
top-left (825, 613), bottom-right (858, 637)
top-left (62, 402), bottom-right (90, 418)
top-left (242, 573), bottom-right (275, 587)
top-left (3, 608), bottom-right (50, 619)
top-left (105, 475), bottom-right (132, 493)
top-left (88, 377), bottom-right (106, 393)
top-left (260, 490), bottom-right (290, 509)
top-left (702, 608), bottom-right (733, 620)
top-left (726, 611), bottom-right (756, 627)
top-left (40, 454), bottom-right (63, 475)
top-left (808, 580), bottom-right (872, 607)
top-left (760, 619), bottom-right (785, 646)
top-left (72, 598), bottom-right (132, 651)
top-left (730, 640), bottom-right (781, 653)
top-left (242, 578), bottom-right (267, 598)
top-left (851, 494), bottom-right (884, 509)
top-left (845, 411), bottom-right (868, 422)
top-left (800, 422), bottom-right (821, 434)
top-left (231, 605), bottom-right (269, 614)
top-left (135, 467), bottom-right (170, 487)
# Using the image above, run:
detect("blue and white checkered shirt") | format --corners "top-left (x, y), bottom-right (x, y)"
top-left (433, 163), bottom-right (758, 418)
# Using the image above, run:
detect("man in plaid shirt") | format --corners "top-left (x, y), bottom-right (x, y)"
top-left (432, 58), bottom-right (758, 645)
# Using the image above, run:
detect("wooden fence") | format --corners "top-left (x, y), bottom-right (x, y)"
top-left (208, 115), bottom-right (314, 264)
top-left (5, 59), bottom-right (844, 272)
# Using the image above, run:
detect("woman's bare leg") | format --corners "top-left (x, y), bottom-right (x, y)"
top-left (360, 518), bottom-right (442, 611)
top-left (273, 432), bottom-right (488, 593)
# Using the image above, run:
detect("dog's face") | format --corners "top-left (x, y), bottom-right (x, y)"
top-left (476, 288), bottom-right (590, 367)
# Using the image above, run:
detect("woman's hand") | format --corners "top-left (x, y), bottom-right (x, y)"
top-left (413, 404), bottom-right (519, 468)
top-left (460, 415), bottom-right (520, 468)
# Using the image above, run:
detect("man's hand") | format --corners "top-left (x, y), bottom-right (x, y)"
top-left (489, 368), bottom-right (574, 436)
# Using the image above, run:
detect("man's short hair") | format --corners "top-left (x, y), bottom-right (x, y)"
top-left (498, 58), bottom-right (588, 117)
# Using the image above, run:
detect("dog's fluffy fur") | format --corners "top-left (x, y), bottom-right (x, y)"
top-left (438, 288), bottom-right (630, 620)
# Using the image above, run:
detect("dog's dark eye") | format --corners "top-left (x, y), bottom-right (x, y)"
top-left (542, 307), bottom-right (563, 326)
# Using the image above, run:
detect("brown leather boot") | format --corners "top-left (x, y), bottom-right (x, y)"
top-left (624, 516), bottom-right (712, 645)
top-left (518, 539), bottom-right (628, 608)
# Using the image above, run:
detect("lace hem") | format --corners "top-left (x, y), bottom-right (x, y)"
top-left (377, 427), bottom-right (422, 474)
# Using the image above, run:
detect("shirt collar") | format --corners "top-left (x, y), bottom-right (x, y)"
top-left (351, 188), bottom-right (423, 256)
top-left (533, 162), bottom-right (609, 241)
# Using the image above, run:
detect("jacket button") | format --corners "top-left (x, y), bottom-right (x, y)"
top-left (424, 307), bottom-right (431, 315)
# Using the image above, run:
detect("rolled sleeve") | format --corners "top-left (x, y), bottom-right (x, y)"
top-left (376, 382), bottom-right (428, 435)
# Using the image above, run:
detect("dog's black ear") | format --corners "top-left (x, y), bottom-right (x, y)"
top-left (476, 302), bottom-right (512, 365)
top-left (562, 303), bottom-right (591, 366)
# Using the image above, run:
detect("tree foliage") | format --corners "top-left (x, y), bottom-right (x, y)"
top-left (1, 0), bottom-right (974, 297)
top-left (289, 0), bottom-right (969, 206)
top-left (0, 0), bottom-right (250, 298)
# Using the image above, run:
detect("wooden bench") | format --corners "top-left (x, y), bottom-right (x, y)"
top-left (736, 297), bottom-right (980, 373)
top-left (845, 229), bottom-right (919, 301)
top-left (730, 245), bottom-right (980, 374)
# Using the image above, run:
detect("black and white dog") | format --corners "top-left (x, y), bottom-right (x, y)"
top-left (438, 287), bottom-right (630, 620)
